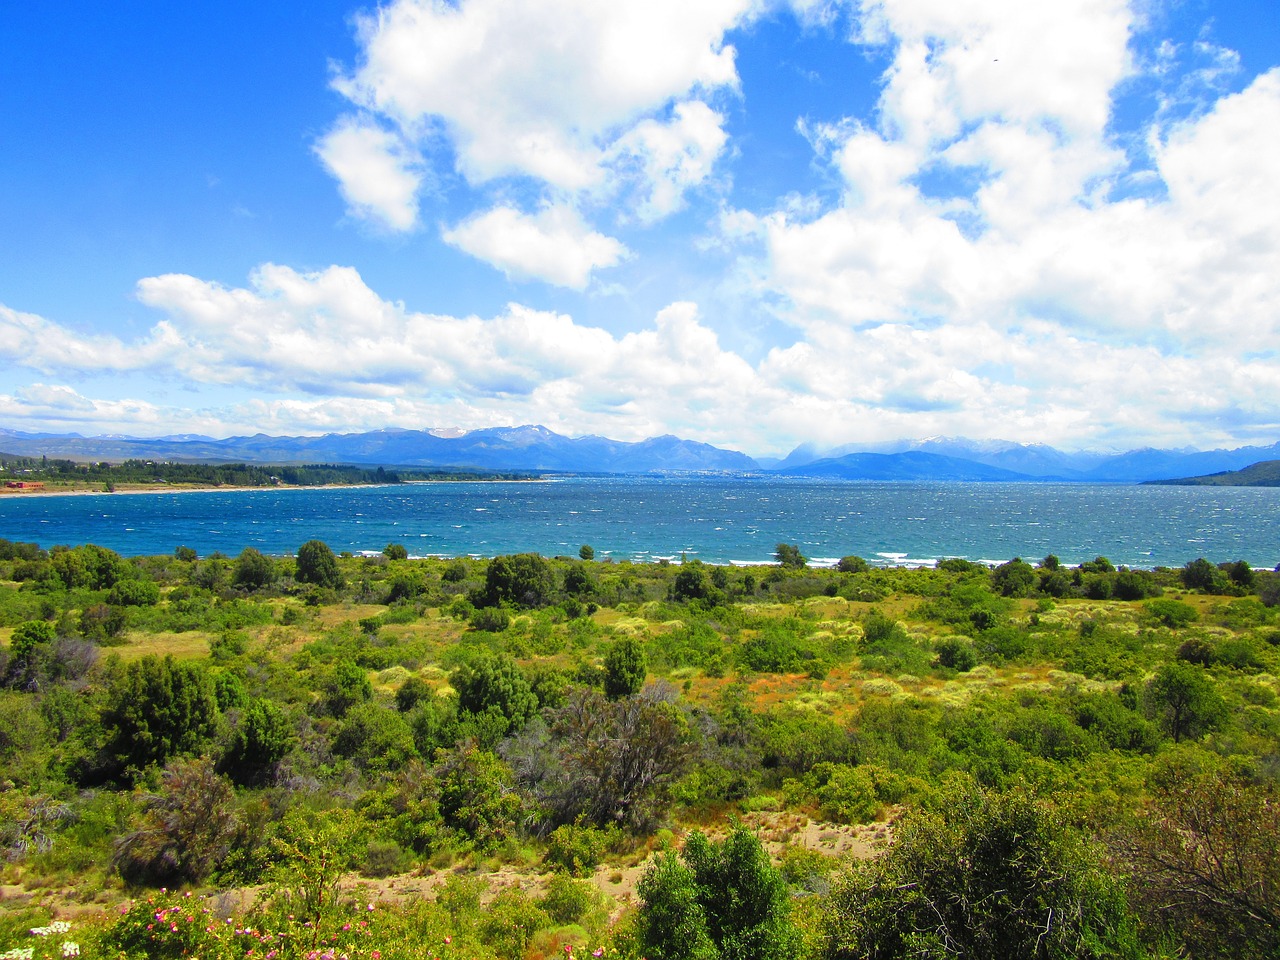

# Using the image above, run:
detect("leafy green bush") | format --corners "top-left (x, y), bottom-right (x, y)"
top-left (546, 819), bottom-right (613, 876)
top-left (638, 824), bottom-right (800, 960)
top-left (821, 786), bottom-right (1143, 959)
top-left (1146, 598), bottom-right (1198, 628)
top-left (481, 888), bottom-right (550, 960)
top-left (603, 636), bottom-right (647, 699)
top-left (98, 654), bottom-right (219, 780)
top-left (540, 872), bottom-right (607, 925)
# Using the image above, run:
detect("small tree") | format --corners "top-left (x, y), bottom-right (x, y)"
top-left (452, 651), bottom-right (537, 733)
top-left (382, 542), bottom-right (408, 561)
top-left (990, 557), bottom-right (1036, 597)
top-left (100, 655), bottom-right (219, 779)
top-left (671, 560), bottom-right (715, 603)
top-left (579, 544), bottom-right (595, 560)
top-left (113, 756), bottom-right (239, 885)
top-left (1143, 661), bottom-right (1226, 742)
top-left (775, 543), bottom-right (806, 569)
top-left (639, 824), bottom-right (799, 960)
top-left (295, 539), bottom-right (343, 589)
top-left (603, 636), bottom-right (647, 699)
top-left (233, 546), bottom-right (277, 590)
top-left (477, 553), bottom-right (556, 608)
top-left (1181, 557), bottom-right (1226, 593)
top-left (222, 698), bottom-right (294, 785)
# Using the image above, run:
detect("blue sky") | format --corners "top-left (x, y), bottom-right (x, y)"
top-left (2, 0), bottom-right (1278, 457)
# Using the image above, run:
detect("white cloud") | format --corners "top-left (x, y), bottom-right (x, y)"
top-left (322, 0), bottom-right (752, 223)
top-left (858, 0), bottom-right (1134, 144)
top-left (2, 222), bottom-right (1279, 453)
top-left (442, 204), bottom-right (630, 288)
top-left (314, 117), bottom-right (424, 231)
top-left (695, 1), bottom-right (1280, 450)
top-left (611, 100), bottom-right (730, 220)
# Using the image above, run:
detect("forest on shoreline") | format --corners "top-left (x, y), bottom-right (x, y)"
top-left (0, 538), bottom-right (1278, 959)
top-left (0, 455), bottom-right (535, 492)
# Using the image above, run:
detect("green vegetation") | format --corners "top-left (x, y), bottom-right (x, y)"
top-left (1146, 458), bottom-right (1280, 487)
top-left (0, 453), bottom-right (536, 490)
top-left (0, 539), bottom-right (1277, 959)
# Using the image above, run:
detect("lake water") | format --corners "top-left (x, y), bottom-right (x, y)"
top-left (0, 477), bottom-right (1276, 568)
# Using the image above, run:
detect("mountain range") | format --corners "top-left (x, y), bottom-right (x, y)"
top-left (2, 425), bottom-right (1279, 483)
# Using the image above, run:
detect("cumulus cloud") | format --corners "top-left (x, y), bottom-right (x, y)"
top-left (315, 117), bottom-right (424, 230)
top-left (0, 268), bottom-right (768, 445)
top-left (321, 0), bottom-right (750, 228)
top-left (721, 0), bottom-right (1280, 451)
top-left (610, 100), bottom-right (730, 220)
top-left (2, 233), bottom-right (1278, 452)
top-left (442, 204), bottom-right (630, 288)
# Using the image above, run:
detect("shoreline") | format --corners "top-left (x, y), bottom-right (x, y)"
top-left (0, 476), bottom-right (551, 499)
top-left (0, 482), bottom-right (393, 498)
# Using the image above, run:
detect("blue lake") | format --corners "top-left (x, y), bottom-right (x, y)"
top-left (0, 477), bottom-right (1276, 568)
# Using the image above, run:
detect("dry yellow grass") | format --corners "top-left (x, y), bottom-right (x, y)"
top-left (109, 630), bottom-right (212, 660)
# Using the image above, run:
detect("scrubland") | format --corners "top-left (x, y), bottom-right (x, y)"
top-left (0, 539), bottom-right (1277, 959)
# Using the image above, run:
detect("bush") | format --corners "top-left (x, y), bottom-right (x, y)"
top-left (436, 744), bottom-right (521, 849)
top-left (296, 539), bottom-right (344, 589)
top-left (545, 819), bottom-right (612, 876)
top-left (638, 824), bottom-right (800, 960)
top-left (1113, 764), bottom-right (1280, 959)
top-left (1147, 598), bottom-right (1198, 628)
top-left (108, 578), bottom-right (161, 606)
top-left (112, 756), bottom-right (239, 885)
top-left (934, 636), bottom-right (977, 672)
top-left (469, 605), bottom-right (511, 632)
top-left (481, 888), bottom-right (550, 960)
top-left (477, 553), bottom-right (556, 609)
top-left (603, 636), bottom-right (647, 699)
top-left (363, 838), bottom-right (412, 878)
top-left (540, 872), bottom-right (606, 925)
top-left (821, 787), bottom-right (1142, 960)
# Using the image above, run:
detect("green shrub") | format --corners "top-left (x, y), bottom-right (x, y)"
top-left (603, 636), bottom-right (647, 699)
top-left (933, 636), bottom-right (977, 672)
top-left (363, 838), bottom-right (412, 878)
top-left (1147, 598), bottom-right (1198, 628)
top-left (638, 824), bottom-right (800, 960)
top-left (821, 787), bottom-right (1143, 959)
top-left (481, 888), bottom-right (550, 960)
top-left (540, 872), bottom-right (606, 925)
top-left (545, 819), bottom-right (613, 876)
